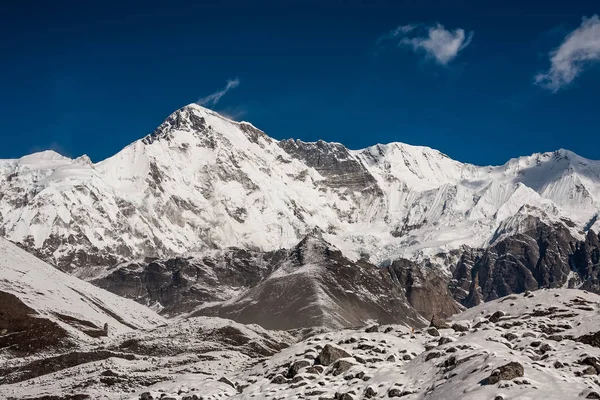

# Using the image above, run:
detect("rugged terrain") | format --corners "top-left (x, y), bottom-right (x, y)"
top-left (0, 104), bottom-right (598, 269)
top-left (2, 104), bottom-right (600, 398)
top-left (1, 103), bottom-right (598, 322)
top-left (4, 285), bottom-right (600, 399)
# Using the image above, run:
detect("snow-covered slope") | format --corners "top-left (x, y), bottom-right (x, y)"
top-left (0, 236), bottom-right (166, 359)
top-left (4, 288), bottom-right (600, 399)
top-left (0, 104), bottom-right (598, 272)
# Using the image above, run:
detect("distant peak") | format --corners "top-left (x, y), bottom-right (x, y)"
top-left (74, 154), bottom-right (93, 166)
top-left (18, 150), bottom-right (70, 163)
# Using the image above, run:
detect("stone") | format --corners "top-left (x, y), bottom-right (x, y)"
top-left (425, 351), bottom-right (442, 361)
top-left (365, 325), bottom-right (379, 333)
top-left (140, 393), bottom-right (153, 400)
top-left (218, 377), bottom-right (236, 388)
top-left (317, 344), bottom-right (352, 366)
top-left (430, 314), bottom-right (449, 329)
top-left (451, 322), bottom-right (469, 332)
top-left (331, 359), bottom-right (357, 376)
top-left (488, 311), bottom-right (505, 323)
top-left (270, 375), bottom-right (288, 384)
top-left (306, 365), bottom-right (324, 374)
top-left (287, 360), bottom-right (311, 378)
top-left (438, 336), bottom-right (454, 345)
top-left (427, 327), bottom-right (440, 337)
top-left (364, 386), bottom-right (377, 398)
top-left (388, 388), bottom-right (402, 397)
top-left (539, 343), bottom-right (553, 354)
top-left (487, 362), bottom-right (524, 384)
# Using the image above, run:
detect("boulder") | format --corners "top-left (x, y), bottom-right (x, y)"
top-left (430, 314), bottom-right (449, 329)
top-left (438, 336), bottom-right (454, 345)
top-left (317, 344), bottom-right (351, 366)
top-left (488, 311), bottom-right (505, 323)
top-left (331, 358), bottom-right (357, 376)
top-left (451, 322), bottom-right (469, 332)
top-left (287, 360), bottom-right (311, 378)
top-left (487, 362), bottom-right (524, 384)
top-left (426, 327), bottom-right (440, 337)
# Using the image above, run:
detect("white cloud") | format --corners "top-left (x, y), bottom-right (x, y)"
top-left (197, 78), bottom-right (240, 106)
top-left (535, 15), bottom-right (600, 92)
top-left (380, 23), bottom-right (473, 65)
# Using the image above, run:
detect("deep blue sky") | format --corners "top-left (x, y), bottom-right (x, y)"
top-left (1, 0), bottom-right (599, 165)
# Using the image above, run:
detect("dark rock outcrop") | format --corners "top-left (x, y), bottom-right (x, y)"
top-left (451, 218), bottom-right (600, 307)
top-left (486, 361), bottom-right (524, 384)
top-left (0, 291), bottom-right (73, 357)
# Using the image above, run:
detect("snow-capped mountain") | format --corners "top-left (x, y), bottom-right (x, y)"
top-left (0, 103), bottom-right (598, 274)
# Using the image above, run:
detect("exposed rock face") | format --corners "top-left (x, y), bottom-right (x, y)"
top-left (0, 291), bottom-right (73, 357)
top-left (92, 248), bottom-right (286, 316)
top-left (451, 218), bottom-right (600, 307)
top-left (278, 139), bottom-right (383, 197)
top-left (388, 258), bottom-right (463, 320)
top-left (190, 234), bottom-right (427, 330)
top-left (574, 230), bottom-right (600, 293)
top-left (94, 233), bottom-right (427, 330)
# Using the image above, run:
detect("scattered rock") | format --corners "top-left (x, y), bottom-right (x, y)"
top-left (488, 311), bottom-right (506, 323)
top-left (287, 360), bottom-right (311, 378)
top-left (364, 386), bottom-right (377, 398)
top-left (487, 362), bottom-right (524, 384)
top-left (438, 336), bottom-right (454, 345)
top-left (218, 377), bottom-right (236, 388)
top-left (451, 322), bottom-right (469, 332)
top-left (365, 325), bottom-right (379, 333)
top-left (306, 365), bottom-right (324, 374)
top-left (430, 314), bottom-right (449, 329)
top-left (270, 375), bottom-right (288, 384)
top-left (331, 358), bottom-right (357, 376)
top-left (317, 344), bottom-right (352, 366)
top-left (425, 351), bottom-right (442, 361)
top-left (427, 327), bottom-right (440, 337)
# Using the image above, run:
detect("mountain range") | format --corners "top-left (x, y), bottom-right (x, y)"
top-left (2, 103), bottom-right (600, 399)
top-left (1, 103), bottom-right (599, 326)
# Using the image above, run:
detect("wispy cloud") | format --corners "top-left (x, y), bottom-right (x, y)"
top-left (379, 23), bottom-right (473, 65)
top-left (197, 78), bottom-right (240, 106)
top-left (535, 15), bottom-right (600, 92)
top-left (217, 106), bottom-right (248, 121)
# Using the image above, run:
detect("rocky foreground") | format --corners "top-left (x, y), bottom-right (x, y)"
top-left (2, 288), bottom-right (600, 399)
